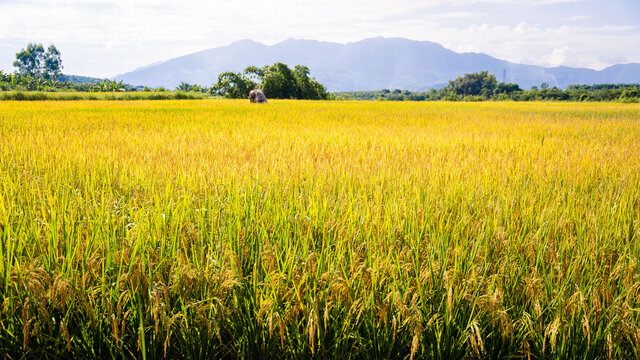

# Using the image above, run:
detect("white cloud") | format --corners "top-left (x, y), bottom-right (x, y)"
top-left (442, 22), bottom-right (640, 69)
top-left (542, 47), bottom-right (579, 67)
top-left (514, 21), bottom-right (540, 33)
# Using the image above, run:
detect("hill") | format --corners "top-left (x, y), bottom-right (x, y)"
top-left (114, 37), bottom-right (640, 91)
top-left (59, 74), bottom-right (106, 84)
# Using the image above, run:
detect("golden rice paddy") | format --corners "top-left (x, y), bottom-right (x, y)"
top-left (0, 100), bottom-right (639, 358)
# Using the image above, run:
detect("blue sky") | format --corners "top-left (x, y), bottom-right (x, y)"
top-left (0, 0), bottom-right (638, 78)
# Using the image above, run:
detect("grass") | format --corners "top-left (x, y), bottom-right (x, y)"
top-left (0, 100), bottom-right (639, 359)
top-left (0, 91), bottom-right (207, 101)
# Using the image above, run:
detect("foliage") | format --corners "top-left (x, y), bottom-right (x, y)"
top-left (334, 73), bottom-right (640, 102)
top-left (0, 72), bottom-right (212, 98)
top-left (0, 101), bottom-right (639, 358)
top-left (212, 63), bottom-right (329, 100)
top-left (0, 71), bottom-right (145, 93)
top-left (494, 82), bottom-right (522, 95)
top-left (58, 74), bottom-right (105, 84)
top-left (261, 63), bottom-right (298, 99)
top-left (210, 72), bottom-right (257, 99)
top-left (4, 65), bottom-right (639, 103)
top-left (0, 91), bottom-right (206, 101)
top-left (176, 82), bottom-right (207, 93)
top-left (449, 71), bottom-right (497, 97)
top-left (0, 70), bottom-right (66, 91)
top-left (13, 43), bottom-right (63, 80)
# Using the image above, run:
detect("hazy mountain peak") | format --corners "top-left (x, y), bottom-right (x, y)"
top-left (229, 39), bottom-right (263, 46)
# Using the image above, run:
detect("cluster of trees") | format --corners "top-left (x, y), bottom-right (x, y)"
top-left (3, 44), bottom-right (179, 93)
top-left (210, 63), bottom-right (329, 100)
top-left (0, 71), bottom-right (136, 92)
top-left (1, 44), bottom-right (139, 92)
top-left (175, 82), bottom-right (206, 93)
top-left (1, 71), bottom-right (63, 91)
top-left (448, 71), bottom-right (498, 98)
top-left (13, 43), bottom-right (63, 80)
top-left (133, 65), bottom-right (331, 98)
top-left (335, 71), bottom-right (640, 102)
top-left (518, 84), bottom-right (640, 102)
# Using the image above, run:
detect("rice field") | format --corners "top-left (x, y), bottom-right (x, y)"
top-left (0, 100), bottom-right (639, 359)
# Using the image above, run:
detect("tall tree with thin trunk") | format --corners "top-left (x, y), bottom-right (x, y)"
top-left (13, 43), bottom-right (63, 80)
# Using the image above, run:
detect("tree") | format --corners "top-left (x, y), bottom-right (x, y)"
top-left (13, 43), bottom-right (63, 80)
top-left (13, 43), bottom-right (44, 77)
top-left (97, 79), bottom-right (127, 92)
top-left (495, 82), bottom-right (522, 95)
top-left (261, 63), bottom-right (298, 99)
top-left (243, 66), bottom-right (265, 82)
top-left (211, 72), bottom-right (257, 99)
top-left (43, 45), bottom-right (62, 80)
top-left (292, 65), bottom-right (326, 100)
top-left (176, 82), bottom-right (204, 92)
top-left (448, 71), bottom-right (497, 98)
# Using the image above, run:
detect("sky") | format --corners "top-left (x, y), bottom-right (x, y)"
top-left (0, 0), bottom-right (638, 78)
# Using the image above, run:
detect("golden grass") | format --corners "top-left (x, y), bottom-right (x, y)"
top-left (0, 100), bottom-right (639, 358)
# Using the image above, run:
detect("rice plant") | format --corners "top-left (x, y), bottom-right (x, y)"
top-left (0, 100), bottom-right (638, 359)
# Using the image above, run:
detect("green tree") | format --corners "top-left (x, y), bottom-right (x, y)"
top-left (243, 66), bottom-right (265, 82)
top-left (176, 82), bottom-right (204, 92)
top-left (211, 72), bottom-right (257, 99)
top-left (43, 45), bottom-right (63, 80)
top-left (448, 71), bottom-right (497, 98)
top-left (13, 43), bottom-right (63, 80)
top-left (294, 65), bottom-right (329, 100)
top-left (261, 62), bottom-right (298, 99)
top-left (494, 82), bottom-right (521, 95)
top-left (619, 88), bottom-right (639, 100)
top-left (13, 43), bottom-right (44, 77)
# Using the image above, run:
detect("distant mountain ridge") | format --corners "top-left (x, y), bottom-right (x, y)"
top-left (113, 37), bottom-right (640, 91)
top-left (60, 74), bottom-right (105, 84)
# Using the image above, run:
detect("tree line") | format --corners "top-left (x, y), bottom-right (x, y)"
top-left (3, 43), bottom-right (639, 102)
top-left (335, 71), bottom-right (640, 102)
top-left (0, 71), bottom-right (137, 92)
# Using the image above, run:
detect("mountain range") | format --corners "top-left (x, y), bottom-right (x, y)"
top-left (114, 37), bottom-right (640, 91)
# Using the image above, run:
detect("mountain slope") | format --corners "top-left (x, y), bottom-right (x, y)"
top-left (59, 74), bottom-right (105, 84)
top-left (114, 37), bottom-right (640, 91)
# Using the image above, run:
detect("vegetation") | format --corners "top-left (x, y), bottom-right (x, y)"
top-left (211, 63), bottom-right (330, 100)
top-left (176, 82), bottom-right (206, 93)
top-left (449, 71), bottom-right (498, 98)
top-left (13, 43), bottom-right (63, 80)
top-left (1, 62), bottom-right (328, 100)
top-left (59, 74), bottom-right (106, 85)
top-left (0, 71), bottom-right (132, 92)
top-left (0, 72), bottom-right (212, 98)
top-left (0, 91), bottom-right (205, 101)
top-left (5, 44), bottom-right (210, 95)
top-left (0, 100), bottom-right (638, 358)
top-left (4, 59), bottom-right (639, 103)
top-left (334, 72), bottom-right (640, 102)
